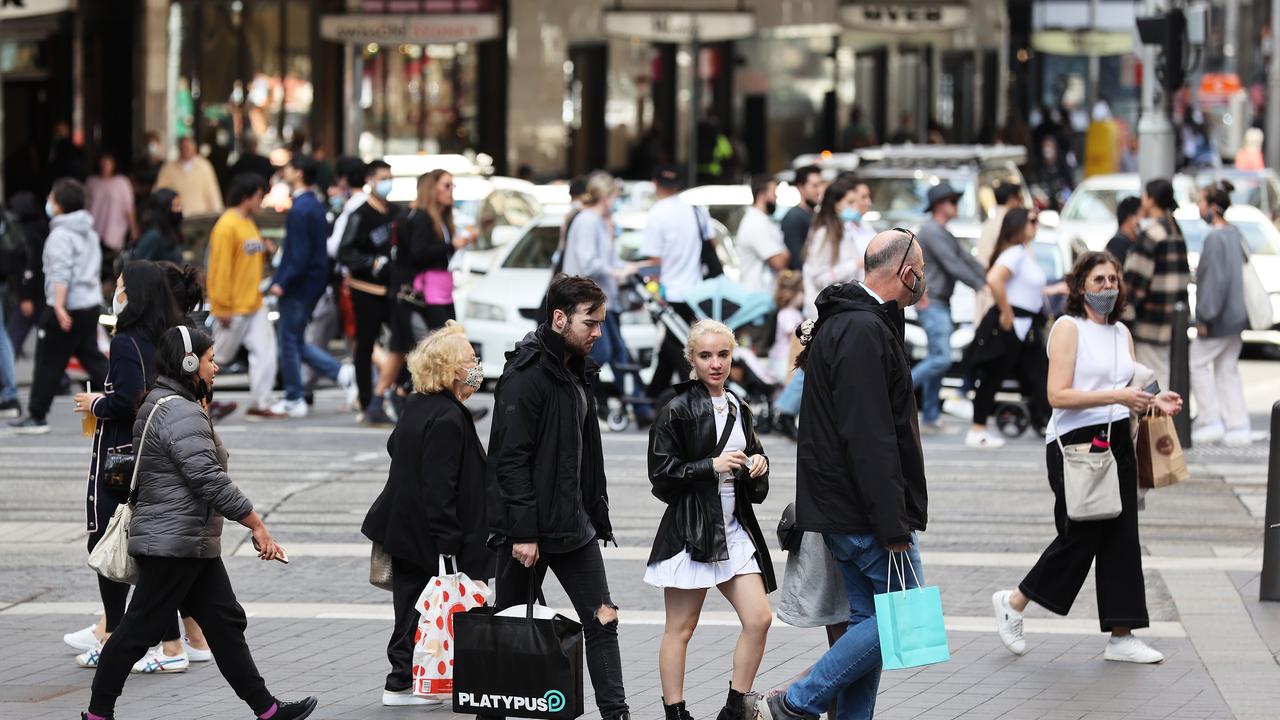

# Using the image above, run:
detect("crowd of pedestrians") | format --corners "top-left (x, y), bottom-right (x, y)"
top-left (0, 124), bottom-right (1266, 720)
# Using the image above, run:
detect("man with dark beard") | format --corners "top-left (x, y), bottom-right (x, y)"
top-left (486, 274), bottom-right (630, 720)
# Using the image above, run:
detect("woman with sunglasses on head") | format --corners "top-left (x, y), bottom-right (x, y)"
top-left (991, 252), bottom-right (1182, 664)
top-left (963, 208), bottom-right (1064, 447)
top-left (83, 325), bottom-right (317, 720)
top-left (646, 319), bottom-right (773, 720)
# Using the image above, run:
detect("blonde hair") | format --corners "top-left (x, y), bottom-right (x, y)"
top-left (415, 169), bottom-right (456, 240)
top-left (684, 319), bottom-right (736, 380)
top-left (407, 320), bottom-right (474, 394)
top-left (774, 270), bottom-right (803, 309)
top-left (581, 171), bottom-right (615, 206)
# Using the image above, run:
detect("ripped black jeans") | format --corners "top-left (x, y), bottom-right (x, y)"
top-left (494, 541), bottom-right (628, 720)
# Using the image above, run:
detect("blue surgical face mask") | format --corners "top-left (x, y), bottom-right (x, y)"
top-left (840, 207), bottom-right (862, 223)
top-left (45, 199), bottom-right (55, 218)
top-left (610, 198), bottom-right (621, 215)
top-left (374, 179), bottom-right (394, 199)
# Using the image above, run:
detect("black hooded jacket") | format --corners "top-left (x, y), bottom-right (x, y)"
top-left (647, 380), bottom-right (775, 592)
top-left (486, 325), bottom-right (613, 551)
top-left (795, 283), bottom-right (927, 546)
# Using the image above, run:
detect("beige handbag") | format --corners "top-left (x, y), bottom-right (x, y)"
top-left (370, 543), bottom-right (394, 591)
top-left (1056, 330), bottom-right (1123, 522)
top-left (87, 395), bottom-right (176, 584)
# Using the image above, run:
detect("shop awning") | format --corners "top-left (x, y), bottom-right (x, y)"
top-left (0, 0), bottom-right (70, 21)
top-left (318, 13), bottom-right (500, 45)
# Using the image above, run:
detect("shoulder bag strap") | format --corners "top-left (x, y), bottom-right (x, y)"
top-left (712, 399), bottom-right (737, 456)
top-left (129, 395), bottom-right (176, 498)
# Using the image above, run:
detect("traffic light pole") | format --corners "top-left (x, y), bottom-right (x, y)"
top-left (1268, 0), bottom-right (1280, 169)
top-left (1138, 0), bottom-right (1177, 184)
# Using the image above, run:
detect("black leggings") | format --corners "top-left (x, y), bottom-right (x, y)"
top-left (90, 556), bottom-right (275, 717)
top-left (86, 530), bottom-right (181, 640)
top-left (351, 288), bottom-right (392, 410)
top-left (971, 333), bottom-right (1049, 428)
top-left (385, 555), bottom-right (435, 692)
top-left (1019, 419), bottom-right (1149, 632)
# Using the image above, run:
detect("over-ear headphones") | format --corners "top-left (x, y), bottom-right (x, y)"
top-left (177, 325), bottom-right (199, 374)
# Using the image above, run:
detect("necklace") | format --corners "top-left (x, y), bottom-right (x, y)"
top-left (712, 396), bottom-right (728, 415)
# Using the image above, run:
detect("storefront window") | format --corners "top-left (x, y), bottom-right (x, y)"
top-left (355, 42), bottom-right (478, 158)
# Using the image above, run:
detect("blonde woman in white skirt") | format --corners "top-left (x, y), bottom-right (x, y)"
top-left (645, 320), bottom-right (775, 720)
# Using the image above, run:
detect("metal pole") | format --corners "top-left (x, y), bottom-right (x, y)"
top-left (1087, 0), bottom-right (1100, 111)
top-left (1262, 401), bottom-right (1280, 601)
top-left (1268, 0), bottom-right (1280, 169)
top-left (1138, 0), bottom-right (1177, 183)
top-left (688, 17), bottom-right (701, 187)
top-left (1171, 302), bottom-right (1192, 448)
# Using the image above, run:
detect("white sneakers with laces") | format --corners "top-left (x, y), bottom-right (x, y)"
top-left (991, 590), bottom-right (1026, 655)
top-left (131, 644), bottom-right (190, 673)
top-left (1104, 634), bottom-right (1165, 664)
top-left (64, 624), bottom-right (100, 653)
top-left (75, 644), bottom-right (103, 668)
top-left (271, 398), bottom-right (309, 418)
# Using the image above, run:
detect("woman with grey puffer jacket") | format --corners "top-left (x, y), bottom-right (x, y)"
top-left (85, 325), bottom-right (318, 720)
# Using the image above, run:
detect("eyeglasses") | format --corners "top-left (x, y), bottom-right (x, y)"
top-left (892, 227), bottom-right (917, 274)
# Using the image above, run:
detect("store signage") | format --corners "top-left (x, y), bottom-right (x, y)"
top-left (319, 13), bottom-right (500, 45)
top-left (0, 0), bottom-right (70, 20)
top-left (602, 10), bottom-right (755, 43)
top-left (840, 3), bottom-right (969, 32)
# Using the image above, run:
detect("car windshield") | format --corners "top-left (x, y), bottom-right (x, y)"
top-left (1062, 188), bottom-right (1134, 223)
top-left (861, 177), bottom-right (977, 225)
top-left (502, 225), bottom-right (560, 269)
top-left (1176, 218), bottom-right (1280, 255)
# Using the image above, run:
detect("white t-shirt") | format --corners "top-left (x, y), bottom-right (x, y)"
top-left (735, 206), bottom-right (787, 294)
top-left (994, 244), bottom-right (1046, 340)
top-left (641, 196), bottom-right (711, 303)
top-left (1045, 316), bottom-right (1134, 443)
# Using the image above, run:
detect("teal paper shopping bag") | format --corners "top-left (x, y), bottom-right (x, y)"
top-left (873, 553), bottom-right (951, 670)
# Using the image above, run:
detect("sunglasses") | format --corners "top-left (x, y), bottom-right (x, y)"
top-left (893, 227), bottom-right (916, 273)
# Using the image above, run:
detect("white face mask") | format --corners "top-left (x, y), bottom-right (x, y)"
top-left (112, 286), bottom-right (127, 316)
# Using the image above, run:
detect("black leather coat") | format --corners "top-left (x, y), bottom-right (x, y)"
top-left (646, 380), bottom-right (775, 592)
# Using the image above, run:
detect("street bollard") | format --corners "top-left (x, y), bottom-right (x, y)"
top-left (1262, 402), bottom-right (1280, 601)
top-left (1170, 302), bottom-right (1191, 448)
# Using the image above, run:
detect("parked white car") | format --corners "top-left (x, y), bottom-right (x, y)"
top-left (1045, 173), bottom-right (1197, 257)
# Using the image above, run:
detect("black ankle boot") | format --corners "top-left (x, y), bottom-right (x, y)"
top-left (716, 687), bottom-right (764, 720)
top-left (664, 699), bottom-right (695, 720)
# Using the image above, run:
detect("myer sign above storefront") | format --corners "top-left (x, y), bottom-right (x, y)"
top-left (602, 10), bottom-right (755, 42)
top-left (319, 13), bottom-right (500, 45)
top-left (840, 2), bottom-right (970, 33)
top-left (0, 0), bottom-right (71, 20)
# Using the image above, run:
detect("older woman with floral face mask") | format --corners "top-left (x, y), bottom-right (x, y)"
top-left (361, 320), bottom-right (494, 707)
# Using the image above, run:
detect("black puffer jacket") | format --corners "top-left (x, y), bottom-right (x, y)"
top-left (795, 283), bottom-right (927, 547)
top-left (129, 377), bottom-right (253, 558)
top-left (647, 381), bottom-right (775, 592)
top-left (487, 325), bottom-right (613, 551)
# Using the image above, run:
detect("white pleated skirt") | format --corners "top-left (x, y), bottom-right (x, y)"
top-left (644, 485), bottom-right (761, 590)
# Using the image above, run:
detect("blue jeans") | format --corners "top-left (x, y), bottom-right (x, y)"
top-left (776, 368), bottom-right (804, 416)
top-left (0, 284), bottom-right (17, 402)
top-left (277, 293), bottom-right (341, 402)
top-left (786, 533), bottom-right (923, 720)
top-left (910, 304), bottom-right (953, 423)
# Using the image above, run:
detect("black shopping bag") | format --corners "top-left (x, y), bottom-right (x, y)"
top-left (452, 589), bottom-right (584, 719)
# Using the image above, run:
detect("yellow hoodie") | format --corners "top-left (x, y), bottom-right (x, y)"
top-left (207, 209), bottom-right (267, 316)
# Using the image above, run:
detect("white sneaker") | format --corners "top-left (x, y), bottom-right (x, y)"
top-left (183, 641), bottom-right (213, 663)
top-left (131, 645), bottom-right (190, 673)
top-left (992, 591), bottom-right (1027, 656)
top-left (965, 429), bottom-right (1006, 448)
top-left (1192, 421), bottom-right (1225, 444)
top-left (64, 624), bottom-right (100, 653)
top-left (75, 644), bottom-right (103, 668)
top-left (338, 363), bottom-right (359, 409)
top-left (1222, 427), bottom-right (1253, 447)
top-left (270, 398), bottom-right (309, 419)
top-left (1104, 635), bottom-right (1164, 664)
top-left (381, 689), bottom-right (442, 706)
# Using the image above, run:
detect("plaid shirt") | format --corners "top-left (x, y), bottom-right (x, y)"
top-left (1122, 216), bottom-right (1191, 345)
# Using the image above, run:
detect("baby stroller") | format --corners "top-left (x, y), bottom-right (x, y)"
top-left (676, 275), bottom-right (782, 433)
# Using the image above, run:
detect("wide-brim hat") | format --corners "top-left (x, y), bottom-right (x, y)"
top-left (925, 182), bottom-right (962, 211)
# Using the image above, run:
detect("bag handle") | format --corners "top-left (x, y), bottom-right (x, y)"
top-left (712, 397), bottom-right (738, 457)
top-left (438, 554), bottom-right (457, 578)
top-left (128, 395), bottom-right (176, 502)
top-left (884, 550), bottom-right (923, 594)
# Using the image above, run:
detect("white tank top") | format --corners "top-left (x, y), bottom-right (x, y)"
top-left (1044, 315), bottom-right (1134, 443)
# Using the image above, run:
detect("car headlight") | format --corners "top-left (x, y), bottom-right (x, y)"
top-left (466, 301), bottom-right (506, 323)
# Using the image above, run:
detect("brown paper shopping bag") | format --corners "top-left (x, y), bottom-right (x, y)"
top-left (1136, 410), bottom-right (1190, 489)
